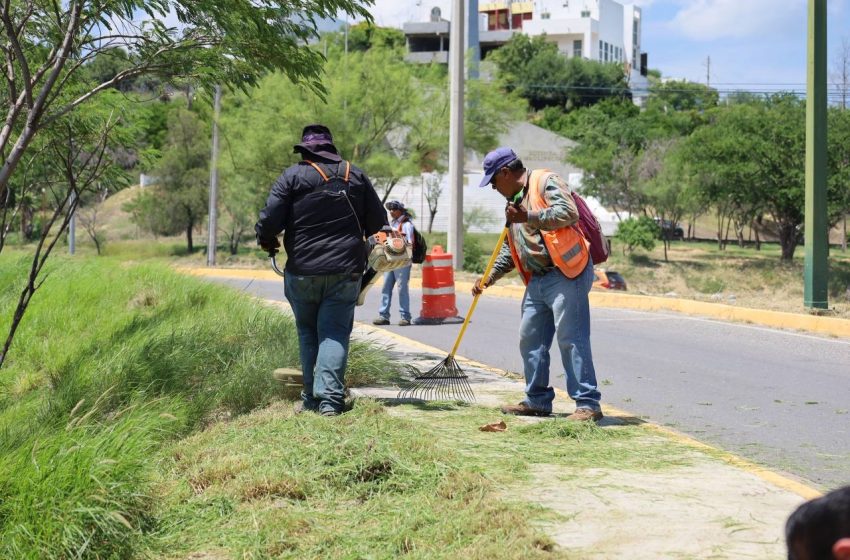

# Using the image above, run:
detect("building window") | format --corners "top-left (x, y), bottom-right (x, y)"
top-left (541, 12), bottom-right (550, 19)
top-left (573, 39), bottom-right (582, 59)
top-left (581, 10), bottom-right (590, 17)
top-left (599, 40), bottom-right (603, 61)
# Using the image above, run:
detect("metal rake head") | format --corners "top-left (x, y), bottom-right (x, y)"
top-left (396, 355), bottom-right (475, 402)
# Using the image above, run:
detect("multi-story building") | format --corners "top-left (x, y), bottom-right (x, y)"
top-left (404, 0), bottom-right (648, 99)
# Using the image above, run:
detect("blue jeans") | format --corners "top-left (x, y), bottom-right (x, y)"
top-left (378, 265), bottom-right (411, 321)
top-left (518, 261), bottom-right (601, 413)
top-left (284, 272), bottom-right (360, 414)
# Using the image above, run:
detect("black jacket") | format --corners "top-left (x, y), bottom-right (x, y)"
top-left (256, 158), bottom-right (387, 276)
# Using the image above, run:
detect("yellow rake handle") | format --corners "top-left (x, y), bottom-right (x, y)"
top-left (449, 226), bottom-right (509, 357)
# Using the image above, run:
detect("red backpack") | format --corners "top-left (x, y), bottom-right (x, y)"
top-left (571, 192), bottom-right (609, 265)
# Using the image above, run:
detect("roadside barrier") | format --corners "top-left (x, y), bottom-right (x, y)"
top-left (414, 245), bottom-right (464, 325)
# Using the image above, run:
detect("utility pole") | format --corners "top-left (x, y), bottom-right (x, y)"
top-left (448, 0), bottom-right (465, 269)
top-left (804, 0), bottom-right (828, 309)
top-left (468, 0), bottom-right (480, 80)
top-left (206, 84), bottom-right (222, 267)
top-left (706, 55), bottom-right (711, 87)
top-left (343, 17), bottom-right (349, 111)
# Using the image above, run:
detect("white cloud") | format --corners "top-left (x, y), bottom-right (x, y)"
top-left (357, 0), bottom-right (451, 27)
top-left (668, 0), bottom-right (803, 41)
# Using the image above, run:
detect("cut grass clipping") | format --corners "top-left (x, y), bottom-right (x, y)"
top-left (143, 401), bottom-right (695, 559)
top-left (0, 256), bottom-right (395, 558)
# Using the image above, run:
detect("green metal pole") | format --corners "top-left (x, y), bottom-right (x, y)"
top-left (804, 0), bottom-right (828, 309)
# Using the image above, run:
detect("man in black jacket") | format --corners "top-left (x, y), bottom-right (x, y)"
top-left (256, 124), bottom-right (387, 416)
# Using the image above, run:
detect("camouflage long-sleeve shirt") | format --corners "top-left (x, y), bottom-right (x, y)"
top-left (487, 170), bottom-right (579, 285)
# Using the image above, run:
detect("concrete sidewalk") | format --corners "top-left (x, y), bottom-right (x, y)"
top-left (348, 321), bottom-right (814, 559)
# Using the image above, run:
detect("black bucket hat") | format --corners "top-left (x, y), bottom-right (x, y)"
top-left (293, 124), bottom-right (342, 162)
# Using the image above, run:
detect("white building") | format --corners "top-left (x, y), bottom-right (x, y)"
top-left (404, 0), bottom-right (649, 102)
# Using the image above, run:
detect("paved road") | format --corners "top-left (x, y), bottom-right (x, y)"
top-left (211, 275), bottom-right (850, 490)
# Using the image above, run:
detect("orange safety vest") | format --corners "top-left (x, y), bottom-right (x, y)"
top-left (507, 169), bottom-right (589, 284)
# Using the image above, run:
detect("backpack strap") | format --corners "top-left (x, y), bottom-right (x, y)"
top-left (304, 160), bottom-right (350, 184)
top-left (304, 160), bottom-right (329, 182)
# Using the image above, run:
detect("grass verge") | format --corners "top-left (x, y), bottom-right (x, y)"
top-left (0, 255), bottom-right (395, 558)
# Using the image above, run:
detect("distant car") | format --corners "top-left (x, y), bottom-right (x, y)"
top-left (592, 269), bottom-right (627, 291)
top-left (654, 218), bottom-right (684, 241)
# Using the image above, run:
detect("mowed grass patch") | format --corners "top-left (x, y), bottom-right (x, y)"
top-left (145, 401), bottom-right (697, 559)
top-left (146, 400), bottom-right (560, 559)
top-left (0, 256), bottom-right (396, 558)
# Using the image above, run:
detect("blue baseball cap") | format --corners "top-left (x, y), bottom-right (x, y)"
top-left (478, 147), bottom-right (519, 188)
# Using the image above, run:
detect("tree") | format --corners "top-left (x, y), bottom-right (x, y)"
top-left (423, 172), bottom-right (443, 233)
top-left (832, 37), bottom-right (850, 110)
top-left (0, 93), bottom-right (131, 367)
top-left (828, 106), bottom-right (850, 252)
top-left (616, 216), bottom-right (658, 255)
top-left (345, 23), bottom-right (406, 52)
top-left (0, 0), bottom-right (372, 218)
top-left (490, 34), bottom-right (630, 111)
top-left (130, 107), bottom-right (209, 252)
top-left (683, 95), bottom-right (818, 261)
top-left (77, 185), bottom-right (110, 254)
top-left (637, 138), bottom-right (692, 261)
top-left (683, 102), bottom-right (767, 251)
top-left (216, 44), bottom-right (524, 252)
top-left (832, 38), bottom-right (850, 251)
top-left (646, 80), bottom-right (719, 113)
top-left (0, 0), bottom-right (373, 369)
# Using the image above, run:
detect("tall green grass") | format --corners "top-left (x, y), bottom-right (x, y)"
top-left (0, 256), bottom-right (393, 558)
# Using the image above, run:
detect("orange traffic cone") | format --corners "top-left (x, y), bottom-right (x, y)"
top-left (414, 245), bottom-right (464, 325)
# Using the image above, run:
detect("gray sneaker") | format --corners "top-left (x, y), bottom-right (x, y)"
top-left (372, 317), bottom-right (390, 325)
top-left (398, 319), bottom-right (411, 326)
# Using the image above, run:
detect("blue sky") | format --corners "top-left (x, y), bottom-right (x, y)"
top-left (640, 0), bottom-right (849, 95)
top-left (361, 0), bottom-right (850, 97)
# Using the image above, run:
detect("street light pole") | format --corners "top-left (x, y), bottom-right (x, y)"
top-left (207, 84), bottom-right (222, 267)
top-left (804, 0), bottom-right (828, 309)
top-left (447, 0), bottom-right (465, 269)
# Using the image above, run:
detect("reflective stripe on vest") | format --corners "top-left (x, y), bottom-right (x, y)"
top-left (507, 169), bottom-right (589, 284)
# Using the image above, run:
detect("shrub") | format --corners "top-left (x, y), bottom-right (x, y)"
top-left (616, 216), bottom-right (660, 254)
top-left (462, 237), bottom-right (486, 273)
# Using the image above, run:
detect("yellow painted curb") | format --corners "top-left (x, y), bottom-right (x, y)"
top-left (181, 267), bottom-right (282, 282)
top-left (182, 266), bottom-right (850, 339)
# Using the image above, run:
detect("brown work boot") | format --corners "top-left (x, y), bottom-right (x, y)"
top-left (500, 402), bottom-right (550, 417)
top-left (568, 408), bottom-right (603, 422)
